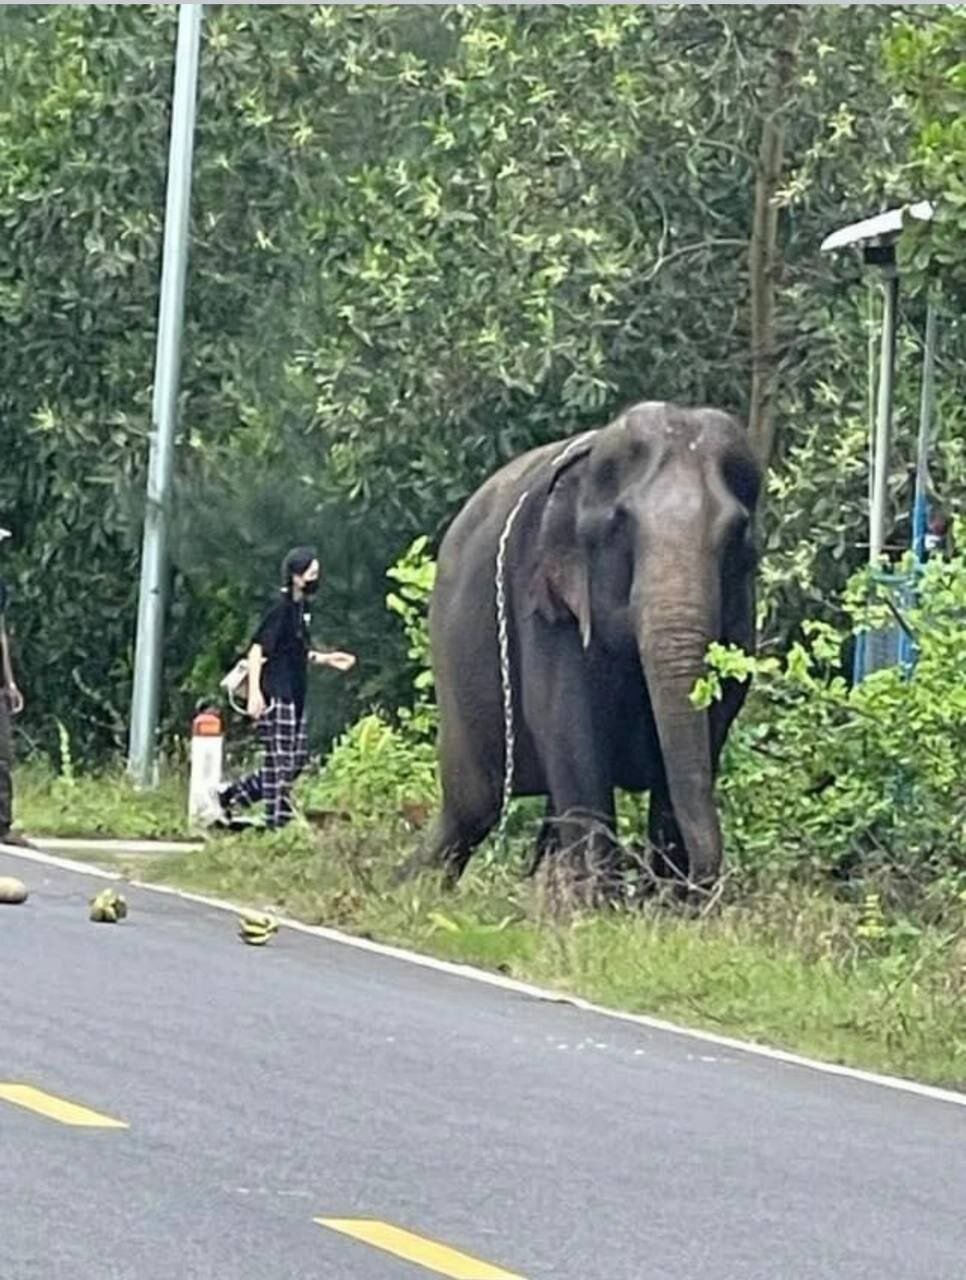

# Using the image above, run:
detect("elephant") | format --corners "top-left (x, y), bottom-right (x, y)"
top-left (409, 399), bottom-right (761, 892)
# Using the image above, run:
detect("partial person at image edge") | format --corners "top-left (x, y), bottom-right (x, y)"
top-left (217, 545), bottom-right (356, 830)
top-left (0, 527), bottom-right (32, 848)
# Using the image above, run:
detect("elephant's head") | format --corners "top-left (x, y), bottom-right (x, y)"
top-left (530, 401), bottom-right (761, 883)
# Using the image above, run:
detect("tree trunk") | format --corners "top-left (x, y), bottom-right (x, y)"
top-left (748, 7), bottom-right (801, 472)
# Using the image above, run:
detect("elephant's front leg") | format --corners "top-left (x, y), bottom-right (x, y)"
top-left (545, 761), bottom-right (617, 888)
top-left (532, 788), bottom-right (616, 880)
top-left (537, 711), bottom-right (618, 894)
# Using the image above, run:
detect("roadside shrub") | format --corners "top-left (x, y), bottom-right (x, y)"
top-left (309, 538), bottom-right (439, 822)
top-left (696, 547), bottom-right (966, 892)
top-left (385, 534), bottom-right (436, 695)
top-left (306, 711), bottom-right (438, 822)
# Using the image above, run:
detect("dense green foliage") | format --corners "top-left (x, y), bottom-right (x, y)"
top-left (887, 8), bottom-right (966, 299)
top-left (0, 4), bottom-right (963, 763)
top-left (308, 537), bottom-right (438, 821)
top-left (696, 544), bottom-right (966, 893)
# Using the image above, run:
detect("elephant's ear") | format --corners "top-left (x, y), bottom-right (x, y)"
top-left (528, 439), bottom-right (594, 649)
top-left (536, 548), bottom-right (592, 649)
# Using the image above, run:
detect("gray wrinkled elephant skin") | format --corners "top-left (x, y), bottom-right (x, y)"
top-left (407, 399), bottom-right (760, 892)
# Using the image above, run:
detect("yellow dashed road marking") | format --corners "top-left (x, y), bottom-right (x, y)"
top-left (316, 1218), bottom-right (525, 1279)
top-left (0, 1083), bottom-right (127, 1128)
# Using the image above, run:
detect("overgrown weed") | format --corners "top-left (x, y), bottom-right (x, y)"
top-left (15, 759), bottom-right (189, 839)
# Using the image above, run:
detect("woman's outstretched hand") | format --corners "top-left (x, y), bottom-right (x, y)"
top-left (310, 650), bottom-right (356, 673)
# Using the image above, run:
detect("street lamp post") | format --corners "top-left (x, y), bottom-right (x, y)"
top-left (820, 201), bottom-right (935, 682)
top-left (128, 3), bottom-right (203, 785)
top-left (820, 201), bottom-right (933, 569)
top-left (869, 246), bottom-right (898, 567)
top-left (911, 295), bottom-right (938, 565)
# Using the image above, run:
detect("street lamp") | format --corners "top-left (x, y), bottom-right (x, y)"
top-left (128, 4), bottom-right (203, 785)
top-left (820, 200), bottom-right (936, 681)
top-left (820, 200), bottom-right (934, 568)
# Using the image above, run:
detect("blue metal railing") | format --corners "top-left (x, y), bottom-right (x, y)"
top-left (851, 569), bottom-right (918, 684)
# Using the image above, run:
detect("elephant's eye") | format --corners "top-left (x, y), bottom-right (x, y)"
top-left (587, 506), bottom-right (627, 550)
top-left (593, 457), bottom-right (620, 499)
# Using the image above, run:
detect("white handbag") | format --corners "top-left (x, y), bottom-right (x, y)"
top-left (219, 657), bottom-right (250, 716)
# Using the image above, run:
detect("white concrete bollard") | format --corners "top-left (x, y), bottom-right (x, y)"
top-left (188, 708), bottom-right (224, 829)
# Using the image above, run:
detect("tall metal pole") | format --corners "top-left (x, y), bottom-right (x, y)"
top-left (869, 259), bottom-right (898, 567)
top-left (866, 279), bottom-right (877, 510)
top-left (128, 3), bottom-right (203, 785)
top-left (911, 294), bottom-right (938, 566)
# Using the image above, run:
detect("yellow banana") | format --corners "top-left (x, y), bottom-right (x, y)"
top-left (238, 910), bottom-right (278, 945)
top-left (89, 888), bottom-right (127, 924)
top-left (239, 910), bottom-right (276, 930)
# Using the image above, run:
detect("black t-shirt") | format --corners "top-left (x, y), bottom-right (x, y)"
top-left (252, 594), bottom-right (313, 714)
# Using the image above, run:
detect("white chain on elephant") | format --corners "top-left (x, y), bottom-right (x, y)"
top-left (493, 430), bottom-right (597, 849)
top-left (495, 489), bottom-right (529, 846)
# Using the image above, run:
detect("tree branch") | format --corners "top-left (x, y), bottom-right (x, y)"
top-left (643, 237), bottom-right (749, 283)
top-left (748, 6), bottom-right (801, 473)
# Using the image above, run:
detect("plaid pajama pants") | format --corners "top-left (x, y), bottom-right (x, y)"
top-left (226, 699), bottom-right (308, 829)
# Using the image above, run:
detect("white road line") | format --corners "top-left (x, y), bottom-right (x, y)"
top-left (3, 841), bottom-right (964, 1109)
top-left (38, 837), bottom-right (203, 855)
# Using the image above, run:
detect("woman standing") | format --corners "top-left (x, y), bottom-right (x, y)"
top-left (218, 546), bottom-right (355, 830)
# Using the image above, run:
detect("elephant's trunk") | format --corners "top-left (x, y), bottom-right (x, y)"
top-left (638, 597), bottom-right (722, 886)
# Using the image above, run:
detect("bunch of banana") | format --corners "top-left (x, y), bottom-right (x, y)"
top-left (89, 888), bottom-right (128, 923)
top-left (238, 910), bottom-right (278, 946)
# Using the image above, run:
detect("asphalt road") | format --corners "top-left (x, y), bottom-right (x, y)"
top-left (2, 849), bottom-right (964, 1280)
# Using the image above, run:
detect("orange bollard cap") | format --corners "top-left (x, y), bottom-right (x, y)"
top-left (192, 710), bottom-right (223, 737)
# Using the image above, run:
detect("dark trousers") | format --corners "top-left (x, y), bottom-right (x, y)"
top-left (0, 690), bottom-right (13, 836)
top-left (225, 699), bottom-right (308, 829)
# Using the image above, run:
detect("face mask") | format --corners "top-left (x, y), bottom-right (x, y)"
top-left (302, 578), bottom-right (319, 597)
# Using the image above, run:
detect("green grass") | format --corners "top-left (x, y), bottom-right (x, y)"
top-left (14, 766), bottom-right (966, 1091)
top-left (15, 762), bottom-right (190, 839)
